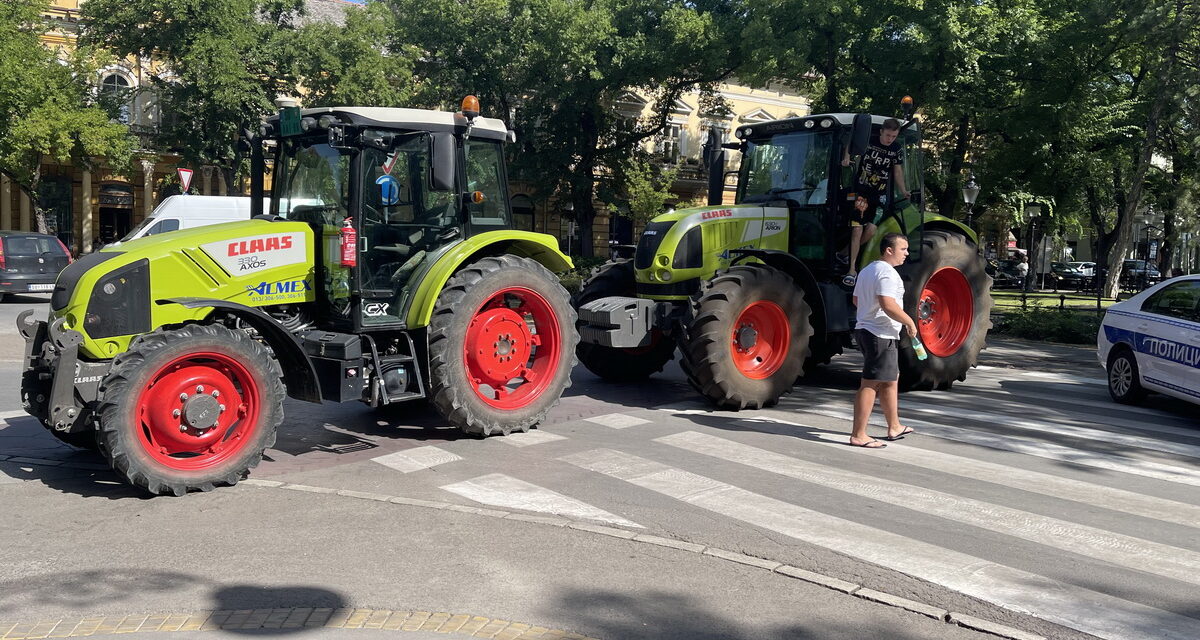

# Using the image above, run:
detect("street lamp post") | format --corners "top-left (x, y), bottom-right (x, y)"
top-left (1024, 202), bottom-right (1041, 291)
top-left (961, 174), bottom-right (980, 230)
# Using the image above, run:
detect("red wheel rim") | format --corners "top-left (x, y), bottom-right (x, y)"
top-left (918, 267), bottom-right (974, 357)
top-left (730, 300), bottom-right (790, 379)
top-left (135, 352), bottom-right (260, 471)
top-left (464, 287), bottom-right (562, 409)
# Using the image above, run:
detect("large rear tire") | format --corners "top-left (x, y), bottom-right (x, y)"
top-left (679, 264), bottom-right (813, 409)
top-left (897, 230), bottom-right (993, 391)
top-left (572, 259), bottom-right (675, 381)
top-left (96, 324), bottom-right (284, 496)
top-left (427, 255), bottom-right (577, 437)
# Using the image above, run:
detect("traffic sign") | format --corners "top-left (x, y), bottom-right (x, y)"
top-left (178, 168), bottom-right (194, 193)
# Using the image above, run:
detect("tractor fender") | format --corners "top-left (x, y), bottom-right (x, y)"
top-left (158, 298), bottom-right (322, 403)
top-left (729, 249), bottom-right (845, 339)
top-left (404, 231), bottom-right (572, 328)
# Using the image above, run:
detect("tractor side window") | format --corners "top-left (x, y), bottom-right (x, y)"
top-left (465, 140), bottom-right (511, 230)
top-left (277, 142), bottom-right (350, 226)
top-left (898, 130), bottom-right (922, 201)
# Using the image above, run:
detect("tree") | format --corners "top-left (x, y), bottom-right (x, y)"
top-left (80, 0), bottom-right (416, 192)
top-left (386, 0), bottom-right (743, 256)
top-left (617, 157), bottom-right (679, 224)
top-left (0, 0), bottom-right (134, 234)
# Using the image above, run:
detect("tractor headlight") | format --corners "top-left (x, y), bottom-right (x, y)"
top-left (657, 254), bottom-right (670, 267)
top-left (657, 269), bottom-right (673, 282)
top-left (85, 259), bottom-right (150, 339)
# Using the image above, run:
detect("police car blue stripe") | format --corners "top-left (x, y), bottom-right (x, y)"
top-left (1105, 308), bottom-right (1200, 332)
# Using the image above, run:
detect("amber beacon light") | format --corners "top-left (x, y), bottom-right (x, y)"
top-left (461, 95), bottom-right (481, 120)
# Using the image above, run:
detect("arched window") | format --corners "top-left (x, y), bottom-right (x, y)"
top-left (100, 73), bottom-right (132, 124)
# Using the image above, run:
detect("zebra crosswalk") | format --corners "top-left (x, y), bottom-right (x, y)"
top-left (349, 363), bottom-right (1200, 640)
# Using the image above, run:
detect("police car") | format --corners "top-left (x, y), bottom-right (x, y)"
top-left (1097, 275), bottom-right (1200, 405)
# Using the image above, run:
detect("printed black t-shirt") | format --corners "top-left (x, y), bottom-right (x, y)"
top-left (855, 135), bottom-right (904, 195)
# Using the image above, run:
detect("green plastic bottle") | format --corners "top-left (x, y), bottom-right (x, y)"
top-left (911, 334), bottom-right (929, 361)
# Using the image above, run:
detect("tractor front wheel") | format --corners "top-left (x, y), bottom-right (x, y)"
top-left (679, 265), bottom-right (813, 409)
top-left (897, 230), bottom-right (994, 391)
top-left (427, 255), bottom-right (577, 436)
top-left (573, 259), bottom-right (675, 382)
top-left (96, 324), bottom-right (285, 496)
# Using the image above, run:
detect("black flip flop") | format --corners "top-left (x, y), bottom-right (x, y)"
top-left (850, 439), bottom-right (886, 448)
top-left (883, 428), bottom-right (915, 441)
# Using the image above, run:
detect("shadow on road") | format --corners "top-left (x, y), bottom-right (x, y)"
top-left (0, 569), bottom-right (347, 635)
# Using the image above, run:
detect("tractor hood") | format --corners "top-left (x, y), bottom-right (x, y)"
top-left (633, 204), bottom-right (789, 299)
top-left (52, 219), bottom-right (316, 359)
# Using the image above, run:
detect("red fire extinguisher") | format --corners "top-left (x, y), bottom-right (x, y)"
top-left (340, 217), bottom-right (357, 267)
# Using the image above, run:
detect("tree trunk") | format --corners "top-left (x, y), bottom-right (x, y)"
top-left (937, 114), bottom-right (970, 219)
top-left (1102, 29), bottom-right (1179, 298)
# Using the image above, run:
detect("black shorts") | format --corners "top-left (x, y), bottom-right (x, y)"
top-left (856, 329), bottom-right (898, 381)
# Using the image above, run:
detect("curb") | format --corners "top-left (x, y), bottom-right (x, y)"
top-left (0, 456), bottom-right (1046, 640)
top-left (246, 478), bottom-right (1046, 640)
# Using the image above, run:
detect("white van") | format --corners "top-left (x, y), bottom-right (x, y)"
top-left (113, 195), bottom-right (267, 245)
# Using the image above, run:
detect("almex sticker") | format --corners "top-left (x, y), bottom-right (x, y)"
top-left (246, 278), bottom-right (313, 303)
top-left (201, 232), bottom-right (307, 276)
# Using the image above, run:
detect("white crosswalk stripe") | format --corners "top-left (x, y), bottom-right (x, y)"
top-left (584, 413), bottom-right (652, 429)
top-left (795, 405), bottom-right (1200, 486)
top-left (655, 430), bottom-right (1200, 586)
top-left (370, 445), bottom-right (462, 473)
top-left (559, 448), bottom-right (1199, 640)
top-left (924, 388), bottom-right (1200, 432)
top-left (735, 412), bottom-right (1200, 528)
top-left (973, 365), bottom-right (1107, 386)
top-left (441, 473), bottom-right (642, 527)
top-left (497, 429), bottom-right (567, 447)
top-left (895, 399), bottom-right (1200, 457)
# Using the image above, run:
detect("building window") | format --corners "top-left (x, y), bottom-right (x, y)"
top-left (100, 73), bottom-right (132, 124)
top-left (658, 123), bottom-right (683, 163)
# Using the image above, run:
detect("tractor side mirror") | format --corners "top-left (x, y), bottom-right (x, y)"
top-left (849, 114), bottom-right (872, 158)
top-left (430, 132), bottom-right (457, 192)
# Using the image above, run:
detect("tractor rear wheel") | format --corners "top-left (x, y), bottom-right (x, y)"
top-left (427, 255), bottom-right (577, 436)
top-left (897, 230), bottom-right (993, 391)
top-left (96, 323), bottom-right (284, 496)
top-left (679, 264), bottom-right (813, 409)
top-left (573, 259), bottom-right (675, 382)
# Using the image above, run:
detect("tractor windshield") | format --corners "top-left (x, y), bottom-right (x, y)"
top-left (275, 141), bottom-right (351, 225)
top-left (738, 131), bottom-right (833, 205)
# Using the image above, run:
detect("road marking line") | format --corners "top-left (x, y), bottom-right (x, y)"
top-left (440, 473), bottom-right (642, 528)
top-left (930, 387), bottom-right (1198, 428)
top-left (496, 429), bottom-right (566, 447)
top-left (583, 413), bottom-right (652, 429)
top-left (794, 406), bottom-right (1200, 487)
top-left (657, 430), bottom-right (1200, 585)
top-left (733, 413), bottom-right (1200, 529)
top-left (897, 399), bottom-right (1200, 458)
top-left (560, 448), bottom-right (1198, 640)
top-left (371, 446), bottom-right (461, 473)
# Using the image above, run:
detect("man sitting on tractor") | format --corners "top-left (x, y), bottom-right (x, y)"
top-left (840, 118), bottom-right (909, 286)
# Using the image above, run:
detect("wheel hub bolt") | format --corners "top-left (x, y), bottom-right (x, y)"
top-left (211, 390), bottom-right (219, 397)
top-left (179, 393), bottom-right (188, 401)
top-left (172, 409), bottom-right (181, 418)
top-left (179, 424), bottom-right (187, 432)
top-left (196, 385), bottom-right (204, 393)
top-left (219, 404), bottom-right (226, 413)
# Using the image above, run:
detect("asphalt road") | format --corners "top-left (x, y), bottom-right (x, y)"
top-left (2, 295), bottom-right (1197, 640)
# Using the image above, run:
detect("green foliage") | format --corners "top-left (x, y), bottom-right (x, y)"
top-left (0, 0), bottom-right (134, 206)
top-left (994, 306), bottom-right (1103, 344)
top-left (616, 158), bottom-right (679, 224)
top-left (556, 255), bottom-right (608, 294)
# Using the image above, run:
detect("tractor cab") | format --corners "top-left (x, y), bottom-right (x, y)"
top-left (724, 113), bottom-right (926, 277)
top-left (262, 99), bottom-right (517, 330)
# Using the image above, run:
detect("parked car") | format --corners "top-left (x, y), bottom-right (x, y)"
top-left (1069, 261), bottom-right (1096, 277)
top-left (1046, 261), bottom-right (1088, 290)
top-left (1097, 274), bottom-right (1200, 406)
top-left (988, 258), bottom-right (1024, 289)
top-left (1120, 259), bottom-right (1162, 288)
top-left (0, 231), bottom-right (73, 301)
top-left (109, 195), bottom-right (265, 246)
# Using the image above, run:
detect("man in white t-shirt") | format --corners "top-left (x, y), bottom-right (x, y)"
top-left (849, 233), bottom-right (918, 448)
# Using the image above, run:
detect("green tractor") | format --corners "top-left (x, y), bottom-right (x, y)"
top-left (19, 98), bottom-right (578, 495)
top-left (575, 105), bottom-right (993, 408)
